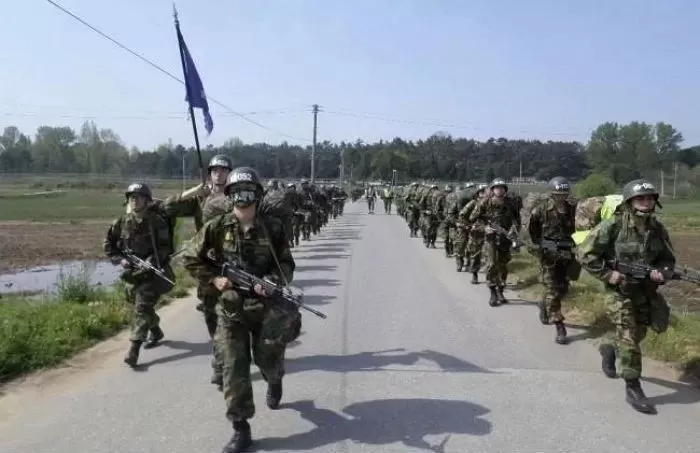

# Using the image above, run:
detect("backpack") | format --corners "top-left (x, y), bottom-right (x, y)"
top-left (260, 190), bottom-right (293, 218)
top-left (147, 201), bottom-right (176, 256)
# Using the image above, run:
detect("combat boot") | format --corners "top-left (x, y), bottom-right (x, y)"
top-left (488, 287), bottom-right (499, 307)
top-left (554, 322), bottom-right (567, 345)
top-left (266, 381), bottom-right (283, 409)
top-left (471, 272), bottom-right (478, 284)
top-left (537, 300), bottom-right (549, 325)
top-left (624, 379), bottom-right (657, 414)
top-left (455, 257), bottom-right (464, 272)
top-left (123, 341), bottom-right (142, 368)
top-left (143, 326), bottom-right (164, 349)
top-left (496, 286), bottom-right (508, 304)
top-left (599, 344), bottom-right (617, 378)
top-left (222, 420), bottom-right (252, 453)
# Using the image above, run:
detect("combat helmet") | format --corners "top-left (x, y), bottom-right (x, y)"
top-left (125, 182), bottom-right (152, 200)
top-left (622, 178), bottom-right (661, 213)
top-left (224, 167), bottom-right (263, 206)
top-left (490, 178), bottom-right (508, 192)
top-left (208, 154), bottom-right (233, 172)
top-left (548, 177), bottom-right (571, 195)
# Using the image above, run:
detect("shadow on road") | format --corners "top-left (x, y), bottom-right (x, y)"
top-left (135, 340), bottom-right (212, 369)
top-left (643, 376), bottom-right (700, 407)
top-left (252, 349), bottom-right (495, 381)
top-left (303, 246), bottom-right (347, 254)
top-left (257, 398), bottom-right (492, 452)
top-left (294, 264), bottom-right (338, 273)
top-left (293, 278), bottom-right (342, 289)
top-left (300, 253), bottom-right (350, 261)
top-left (302, 294), bottom-right (336, 307)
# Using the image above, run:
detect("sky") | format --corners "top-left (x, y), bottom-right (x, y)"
top-left (1, 0), bottom-right (699, 150)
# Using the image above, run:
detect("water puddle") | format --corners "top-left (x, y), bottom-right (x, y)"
top-left (0, 260), bottom-right (120, 296)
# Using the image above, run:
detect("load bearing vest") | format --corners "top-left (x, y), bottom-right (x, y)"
top-left (572, 194), bottom-right (623, 245)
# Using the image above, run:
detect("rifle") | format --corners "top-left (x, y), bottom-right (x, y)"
top-left (122, 249), bottom-right (175, 285)
top-left (540, 238), bottom-right (575, 261)
top-left (607, 260), bottom-right (700, 284)
top-left (487, 221), bottom-right (522, 250)
top-left (218, 260), bottom-right (327, 319)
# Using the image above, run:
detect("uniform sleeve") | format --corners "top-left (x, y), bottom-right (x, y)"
top-left (653, 222), bottom-right (676, 270)
top-left (153, 215), bottom-right (172, 266)
top-left (468, 199), bottom-right (485, 223)
top-left (161, 193), bottom-right (199, 218)
top-left (103, 217), bottom-right (123, 261)
top-left (578, 219), bottom-right (616, 282)
top-left (268, 219), bottom-right (295, 284)
top-left (527, 206), bottom-right (543, 245)
top-left (182, 219), bottom-right (220, 285)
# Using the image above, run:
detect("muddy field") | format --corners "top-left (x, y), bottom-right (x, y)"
top-left (0, 220), bottom-right (110, 273)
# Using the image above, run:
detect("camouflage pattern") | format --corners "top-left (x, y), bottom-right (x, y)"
top-left (381, 185), bottom-right (394, 214)
top-left (365, 186), bottom-right (377, 213)
top-left (419, 187), bottom-right (440, 246)
top-left (527, 198), bottom-right (576, 323)
top-left (160, 188), bottom-right (231, 373)
top-left (469, 196), bottom-right (518, 288)
top-left (104, 206), bottom-right (174, 342)
top-left (460, 198), bottom-right (485, 273)
top-left (182, 211), bottom-right (295, 421)
top-left (575, 196), bottom-right (605, 231)
top-left (578, 208), bottom-right (675, 380)
top-left (405, 184), bottom-right (421, 236)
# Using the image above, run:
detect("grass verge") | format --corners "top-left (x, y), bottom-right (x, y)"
top-left (0, 264), bottom-right (196, 384)
top-left (509, 252), bottom-right (700, 381)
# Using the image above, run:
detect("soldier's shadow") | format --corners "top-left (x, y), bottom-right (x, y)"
top-left (643, 376), bottom-right (700, 406)
top-left (133, 340), bottom-right (212, 370)
top-left (257, 398), bottom-right (492, 452)
top-left (251, 348), bottom-right (496, 380)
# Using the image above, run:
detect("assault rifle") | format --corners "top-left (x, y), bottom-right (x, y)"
top-left (607, 260), bottom-right (700, 284)
top-left (540, 238), bottom-right (575, 261)
top-left (487, 221), bottom-right (522, 250)
top-left (122, 249), bottom-right (175, 285)
top-left (217, 260), bottom-right (327, 319)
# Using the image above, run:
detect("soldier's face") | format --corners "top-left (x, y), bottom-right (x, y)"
top-left (128, 194), bottom-right (148, 212)
top-left (210, 167), bottom-right (230, 185)
top-left (492, 187), bottom-right (505, 197)
top-left (552, 193), bottom-right (568, 204)
top-left (631, 195), bottom-right (656, 213)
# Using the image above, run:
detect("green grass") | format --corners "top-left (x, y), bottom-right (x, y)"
top-left (509, 252), bottom-right (700, 379)
top-left (0, 264), bottom-right (196, 383)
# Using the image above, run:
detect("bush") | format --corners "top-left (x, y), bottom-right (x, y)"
top-left (56, 263), bottom-right (106, 304)
top-left (574, 173), bottom-right (618, 198)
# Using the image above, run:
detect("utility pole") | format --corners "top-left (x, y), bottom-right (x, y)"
top-left (339, 148), bottom-right (345, 187)
top-left (311, 104), bottom-right (319, 183)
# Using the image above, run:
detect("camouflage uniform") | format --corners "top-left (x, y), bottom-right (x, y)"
top-left (160, 154), bottom-right (233, 387)
top-left (419, 185), bottom-right (439, 247)
top-left (449, 183), bottom-right (477, 270)
top-left (458, 185), bottom-right (487, 283)
top-left (579, 179), bottom-right (673, 414)
top-left (365, 185), bottom-right (377, 214)
top-left (104, 183), bottom-right (174, 367)
top-left (405, 182), bottom-right (421, 236)
top-left (381, 185), bottom-right (394, 214)
top-left (183, 167), bottom-right (297, 452)
top-left (527, 177), bottom-right (578, 344)
top-left (469, 178), bottom-right (519, 306)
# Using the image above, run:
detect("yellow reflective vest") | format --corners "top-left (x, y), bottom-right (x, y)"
top-left (572, 194), bottom-right (623, 245)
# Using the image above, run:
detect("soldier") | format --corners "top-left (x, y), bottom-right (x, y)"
top-left (405, 182), bottom-right (421, 236)
top-left (527, 177), bottom-right (578, 344)
top-left (458, 183), bottom-right (487, 281)
top-left (469, 178), bottom-right (519, 306)
top-left (419, 184), bottom-right (439, 247)
top-left (440, 184), bottom-right (454, 256)
top-left (381, 183), bottom-right (394, 214)
top-left (104, 183), bottom-right (175, 368)
top-left (579, 179), bottom-right (673, 414)
top-left (159, 154), bottom-right (233, 389)
top-left (182, 167), bottom-right (297, 452)
top-left (365, 184), bottom-right (377, 214)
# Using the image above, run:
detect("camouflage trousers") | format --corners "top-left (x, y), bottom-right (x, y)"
top-left (484, 238), bottom-right (511, 288)
top-left (215, 292), bottom-right (290, 421)
top-left (453, 227), bottom-right (468, 263)
top-left (421, 215), bottom-right (439, 242)
top-left (539, 260), bottom-right (570, 323)
top-left (604, 286), bottom-right (667, 380)
top-left (382, 198), bottom-right (393, 214)
top-left (367, 197), bottom-right (376, 212)
top-left (125, 269), bottom-right (174, 342)
top-left (466, 230), bottom-right (485, 273)
top-left (407, 207), bottom-right (420, 233)
top-left (198, 286), bottom-right (223, 373)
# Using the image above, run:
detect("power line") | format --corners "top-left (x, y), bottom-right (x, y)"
top-left (323, 109), bottom-right (584, 138)
top-left (43, 0), bottom-right (311, 142)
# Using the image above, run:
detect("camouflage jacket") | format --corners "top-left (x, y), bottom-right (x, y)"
top-left (104, 207), bottom-right (172, 267)
top-left (419, 189), bottom-right (438, 212)
top-left (527, 198), bottom-right (576, 245)
top-left (468, 196), bottom-right (519, 231)
top-left (457, 199), bottom-right (480, 228)
top-left (161, 188), bottom-right (230, 231)
top-left (182, 212), bottom-right (295, 289)
top-left (578, 210), bottom-right (675, 288)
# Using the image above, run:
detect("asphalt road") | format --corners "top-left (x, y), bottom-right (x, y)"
top-left (0, 201), bottom-right (699, 453)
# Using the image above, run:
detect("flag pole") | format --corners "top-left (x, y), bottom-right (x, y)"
top-left (173, 4), bottom-right (206, 185)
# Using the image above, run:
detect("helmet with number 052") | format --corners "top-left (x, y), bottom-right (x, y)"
top-left (224, 167), bottom-right (264, 206)
top-left (622, 179), bottom-right (659, 203)
top-left (548, 176), bottom-right (571, 194)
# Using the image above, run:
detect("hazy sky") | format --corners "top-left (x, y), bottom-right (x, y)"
top-left (2, 0), bottom-right (698, 150)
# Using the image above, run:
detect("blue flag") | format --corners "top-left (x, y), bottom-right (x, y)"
top-left (177, 27), bottom-right (214, 135)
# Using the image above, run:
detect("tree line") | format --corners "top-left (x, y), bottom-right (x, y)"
top-left (0, 120), bottom-right (698, 186)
